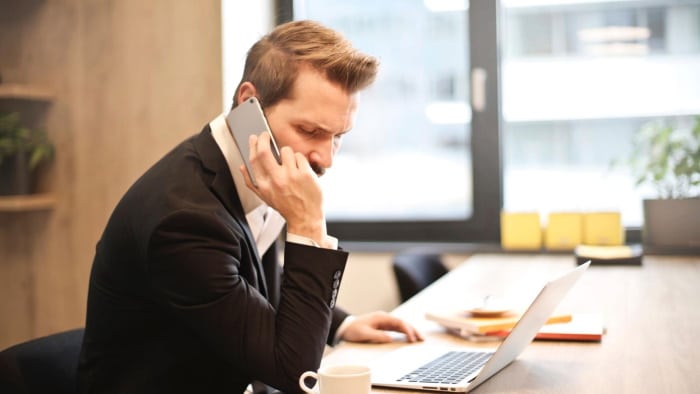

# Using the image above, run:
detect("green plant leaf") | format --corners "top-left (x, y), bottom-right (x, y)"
top-left (0, 112), bottom-right (55, 170)
top-left (621, 116), bottom-right (700, 199)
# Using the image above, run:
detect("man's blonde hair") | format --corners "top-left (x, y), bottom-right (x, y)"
top-left (233, 20), bottom-right (379, 109)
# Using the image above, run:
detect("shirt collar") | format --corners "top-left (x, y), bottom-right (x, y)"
top-left (210, 113), bottom-right (263, 216)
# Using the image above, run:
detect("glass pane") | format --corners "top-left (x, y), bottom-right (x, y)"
top-left (501, 0), bottom-right (700, 227)
top-left (294, 0), bottom-right (472, 221)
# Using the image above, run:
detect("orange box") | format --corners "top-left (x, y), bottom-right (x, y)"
top-left (545, 212), bottom-right (583, 251)
top-left (500, 211), bottom-right (542, 251)
top-left (582, 212), bottom-right (624, 246)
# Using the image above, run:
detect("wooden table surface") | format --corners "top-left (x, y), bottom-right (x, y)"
top-left (321, 254), bottom-right (700, 393)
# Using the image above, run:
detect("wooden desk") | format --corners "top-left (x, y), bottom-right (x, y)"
top-left (323, 254), bottom-right (700, 393)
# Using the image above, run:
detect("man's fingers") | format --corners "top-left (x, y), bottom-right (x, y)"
top-left (247, 134), bottom-right (258, 163)
top-left (255, 132), bottom-right (282, 171)
top-left (280, 146), bottom-right (295, 166)
top-left (375, 315), bottom-right (423, 343)
top-left (366, 330), bottom-right (393, 344)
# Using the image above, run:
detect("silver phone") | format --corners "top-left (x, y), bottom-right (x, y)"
top-left (225, 97), bottom-right (281, 186)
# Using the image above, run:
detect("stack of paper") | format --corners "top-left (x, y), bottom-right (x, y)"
top-left (426, 311), bottom-right (604, 342)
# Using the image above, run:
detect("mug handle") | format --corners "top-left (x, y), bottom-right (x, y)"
top-left (298, 371), bottom-right (319, 394)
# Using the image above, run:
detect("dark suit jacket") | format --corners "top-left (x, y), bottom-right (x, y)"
top-left (78, 125), bottom-right (349, 394)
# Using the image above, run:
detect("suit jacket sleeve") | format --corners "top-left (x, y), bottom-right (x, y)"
top-left (148, 209), bottom-right (348, 393)
top-left (261, 242), bottom-right (350, 347)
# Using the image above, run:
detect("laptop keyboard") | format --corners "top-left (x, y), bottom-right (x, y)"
top-left (397, 351), bottom-right (491, 385)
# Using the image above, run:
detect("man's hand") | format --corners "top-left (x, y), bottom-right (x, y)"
top-left (340, 311), bottom-right (424, 344)
top-left (241, 132), bottom-right (329, 246)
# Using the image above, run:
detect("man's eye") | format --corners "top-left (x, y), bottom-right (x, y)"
top-left (300, 127), bottom-right (317, 135)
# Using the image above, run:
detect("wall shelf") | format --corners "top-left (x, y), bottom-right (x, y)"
top-left (0, 83), bottom-right (54, 101)
top-left (0, 193), bottom-right (56, 212)
top-left (0, 83), bottom-right (56, 211)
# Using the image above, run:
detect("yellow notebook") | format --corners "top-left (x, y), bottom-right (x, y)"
top-left (466, 314), bottom-right (605, 342)
top-left (545, 212), bottom-right (583, 250)
top-left (583, 212), bottom-right (624, 246)
top-left (500, 211), bottom-right (542, 250)
top-left (426, 310), bottom-right (572, 335)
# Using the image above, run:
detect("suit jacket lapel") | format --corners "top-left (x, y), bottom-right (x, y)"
top-left (192, 125), bottom-right (269, 298)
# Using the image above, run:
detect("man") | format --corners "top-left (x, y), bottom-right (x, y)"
top-left (78, 20), bottom-right (422, 394)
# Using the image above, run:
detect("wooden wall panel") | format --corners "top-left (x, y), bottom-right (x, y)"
top-left (0, 0), bottom-right (222, 348)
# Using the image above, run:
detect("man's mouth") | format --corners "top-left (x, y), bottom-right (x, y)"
top-left (311, 163), bottom-right (325, 177)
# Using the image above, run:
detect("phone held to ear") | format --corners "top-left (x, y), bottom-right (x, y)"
top-left (225, 97), bottom-right (281, 186)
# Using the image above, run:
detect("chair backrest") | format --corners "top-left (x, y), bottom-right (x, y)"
top-left (392, 252), bottom-right (448, 303)
top-left (0, 328), bottom-right (84, 394)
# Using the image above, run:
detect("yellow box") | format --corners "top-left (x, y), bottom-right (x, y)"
top-left (545, 212), bottom-right (583, 251)
top-left (500, 211), bottom-right (542, 250)
top-left (583, 212), bottom-right (624, 246)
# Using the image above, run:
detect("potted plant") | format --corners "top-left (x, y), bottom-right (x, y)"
top-left (625, 115), bottom-right (700, 253)
top-left (0, 112), bottom-right (54, 195)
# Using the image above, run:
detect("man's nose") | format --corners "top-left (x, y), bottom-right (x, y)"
top-left (310, 138), bottom-right (336, 170)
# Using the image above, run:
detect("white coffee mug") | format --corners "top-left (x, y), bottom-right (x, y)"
top-left (298, 364), bottom-right (371, 394)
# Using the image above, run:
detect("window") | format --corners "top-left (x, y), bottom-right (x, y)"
top-left (285, 0), bottom-right (502, 242)
top-left (277, 0), bottom-right (700, 243)
top-left (294, 0), bottom-right (472, 222)
top-left (501, 1), bottom-right (700, 227)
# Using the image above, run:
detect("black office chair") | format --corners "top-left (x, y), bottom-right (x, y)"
top-left (0, 328), bottom-right (84, 394)
top-left (392, 252), bottom-right (448, 303)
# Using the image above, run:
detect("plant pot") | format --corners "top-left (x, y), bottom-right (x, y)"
top-left (0, 150), bottom-right (31, 195)
top-left (643, 198), bottom-right (700, 254)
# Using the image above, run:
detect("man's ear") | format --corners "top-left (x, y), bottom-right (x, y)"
top-left (236, 82), bottom-right (257, 106)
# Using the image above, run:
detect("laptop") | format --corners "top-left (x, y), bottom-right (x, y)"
top-left (371, 261), bottom-right (591, 392)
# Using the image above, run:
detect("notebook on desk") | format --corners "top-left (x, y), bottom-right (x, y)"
top-left (370, 261), bottom-right (590, 392)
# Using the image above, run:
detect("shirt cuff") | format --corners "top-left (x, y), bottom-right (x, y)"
top-left (333, 315), bottom-right (355, 344)
top-left (286, 232), bottom-right (338, 250)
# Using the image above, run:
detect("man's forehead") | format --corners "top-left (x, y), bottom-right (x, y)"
top-left (284, 73), bottom-right (358, 133)
top-left (292, 110), bottom-right (355, 135)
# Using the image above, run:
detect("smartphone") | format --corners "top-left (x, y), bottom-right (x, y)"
top-left (225, 97), bottom-right (281, 186)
